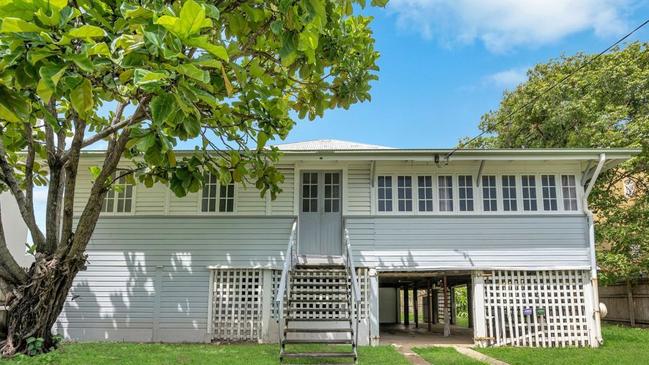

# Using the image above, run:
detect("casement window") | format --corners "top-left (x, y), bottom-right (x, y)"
top-left (541, 175), bottom-right (558, 211)
top-left (417, 176), bottom-right (433, 212)
top-left (324, 172), bottom-right (341, 213)
top-left (438, 176), bottom-right (453, 212)
top-left (482, 176), bottom-right (497, 212)
top-left (377, 176), bottom-right (393, 212)
top-left (202, 173), bottom-right (235, 213)
top-left (561, 175), bottom-right (578, 211)
top-left (521, 175), bottom-right (538, 211)
top-left (458, 175), bottom-right (474, 212)
top-left (397, 176), bottom-right (413, 212)
top-left (501, 175), bottom-right (518, 211)
top-left (101, 175), bottom-right (134, 213)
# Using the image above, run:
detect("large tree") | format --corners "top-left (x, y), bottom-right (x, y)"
top-left (0, 0), bottom-right (385, 356)
top-left (466, 42), bottom-right (649, 285)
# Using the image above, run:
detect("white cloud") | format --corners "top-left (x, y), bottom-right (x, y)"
top-left (485, 66), bottom-right (530, 89)
top-left (388, 0), bottom-right (631, 52)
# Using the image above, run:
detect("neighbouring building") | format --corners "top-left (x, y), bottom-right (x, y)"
top-left (55, 140), bottom-right (638, 355)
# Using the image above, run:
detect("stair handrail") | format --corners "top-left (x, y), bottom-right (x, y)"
top-left (343, 219), bottom-right (361, 351)
top-left (276, 218), bottom-right (298, 351)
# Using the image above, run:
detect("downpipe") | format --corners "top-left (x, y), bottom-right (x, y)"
top-left (583, 153), bottom-right (606, 346)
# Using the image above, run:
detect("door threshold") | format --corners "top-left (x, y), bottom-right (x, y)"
top-left (297, 255), bottom-right (344, 266)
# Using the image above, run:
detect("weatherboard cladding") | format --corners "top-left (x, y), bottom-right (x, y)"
top-left (57, 216), bottom-right (293, 342)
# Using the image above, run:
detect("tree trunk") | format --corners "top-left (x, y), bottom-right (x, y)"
top-left (1, 254), bottom-right (86, 356)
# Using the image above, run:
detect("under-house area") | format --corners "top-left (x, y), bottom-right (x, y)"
top-left (379, 271), bottom-right (475, 346)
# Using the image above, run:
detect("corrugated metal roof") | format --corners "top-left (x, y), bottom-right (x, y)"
top-left (273, 139), bottom-right (393, 151)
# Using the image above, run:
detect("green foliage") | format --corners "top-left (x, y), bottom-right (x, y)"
top-left (465, 42), bottom-right (649, 284)
top-left (0, 0), bottom-right (384, 199)
top-left (26, 337), bottom-right (45, 356)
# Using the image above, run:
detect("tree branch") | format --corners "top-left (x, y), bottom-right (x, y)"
top-left (0, 139), bottom-right (46, 248)
top-left (60, 118), bottom-right (86, 250)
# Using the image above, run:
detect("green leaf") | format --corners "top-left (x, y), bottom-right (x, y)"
top-left (66, 25), bottom-right (107, 39)
top-left (88, 43), bottom-right (110, 57)
top-left (179, 0), bottom-right (210, 37)
top-left (187, 37), bottom-right (228, 61)
top-left (0, 87), bottom-right (31, 123)
top-left (0, 17), bottom-right (46, 33)
top-left (133, 69), bottom-right (169, 86)
top-left (156, 15), bottom-right (180, 34)
top-left (70, 78), bottom-right (93, 116)
top-left (150, 93), bottom-right (176, 126)
top-left (89, 166), bottom-right (102, 180)
top-left (176, 63), bottom-right (210, 83)
top-left (36, 64), bottom-right (67, 102)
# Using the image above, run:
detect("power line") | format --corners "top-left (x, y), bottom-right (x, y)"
top-left (446, 17), bottom-right (649, 159)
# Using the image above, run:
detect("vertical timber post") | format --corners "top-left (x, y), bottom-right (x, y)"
top-left (472, 272), bottom-right (487, 347)
top-left (414, 287), bottom-right (419, 328)
top-left (467, 283), bottom-right (474, 329)
top-left (369, 269), bottom-right (380, 346)
top-left (450, 286), bottom-right (456, 325)
top-left (261, 269), bottom-right (273, 343)
top-left (427, 280), bottom-right (433, 332)
top-left (404, 286), bottom-right (410, 326)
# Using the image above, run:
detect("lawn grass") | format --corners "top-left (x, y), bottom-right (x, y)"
top-left (477, 324), bottom-right (649, 365)
top-left (3, 343), bottom-right (411, 365)
top-left (413, 347), bottom-right (485, 365)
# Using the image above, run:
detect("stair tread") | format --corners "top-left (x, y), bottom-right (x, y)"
top-left (289, 299), bottom-right (349, 303)
top-left (282, 338), bottom-right (352, 345)
top-left (282, 352), bottom-right (356, 358)
top-left (285, 328), bottom-right (353, 333)
top-left (289, 308), bottom-right (349, 313)
top-left (287, 318), bottom-right (351, 321)
top-left (291, 290), bottom-right (349, 294)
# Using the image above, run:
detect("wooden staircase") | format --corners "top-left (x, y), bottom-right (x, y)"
top-left (276, 220), bottom-right (361, 364)
top-left (280, 264), bottom-right (357, 364)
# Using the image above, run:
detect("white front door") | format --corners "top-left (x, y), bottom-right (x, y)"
top-left (298, 171), bottom-right (343, 256)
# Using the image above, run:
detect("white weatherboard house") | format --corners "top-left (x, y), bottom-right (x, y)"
top-left (56, 140), bottom-right (637, 361)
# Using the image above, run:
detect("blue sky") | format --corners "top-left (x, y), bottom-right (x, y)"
top-left (276, 0), bottom-right (649, 148)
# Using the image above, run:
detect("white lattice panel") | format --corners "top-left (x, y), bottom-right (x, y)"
top-left (211, 269), bottom-right (263, 341)
top-left (482, 270), bottom-right (591, 347)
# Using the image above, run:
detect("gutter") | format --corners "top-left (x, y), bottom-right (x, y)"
top-left (583, 153), bottom-right (606, 345)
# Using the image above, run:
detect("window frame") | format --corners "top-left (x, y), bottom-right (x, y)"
top-left (374, 171), bottom-right (580, 215)
top-left (561, 174), bottom-right (579, 211)
top-left (100, 174), bottom-right (136, 215)
top-left (199, 173), bottom-right (237, 214)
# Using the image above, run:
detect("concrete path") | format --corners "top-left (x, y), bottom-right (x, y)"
top-left (454, 346), bottom-right (510, 365)
top-left (391, 344), bottom-right (433, 365)
top-left (390, 343), bottom-right (510, 365)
